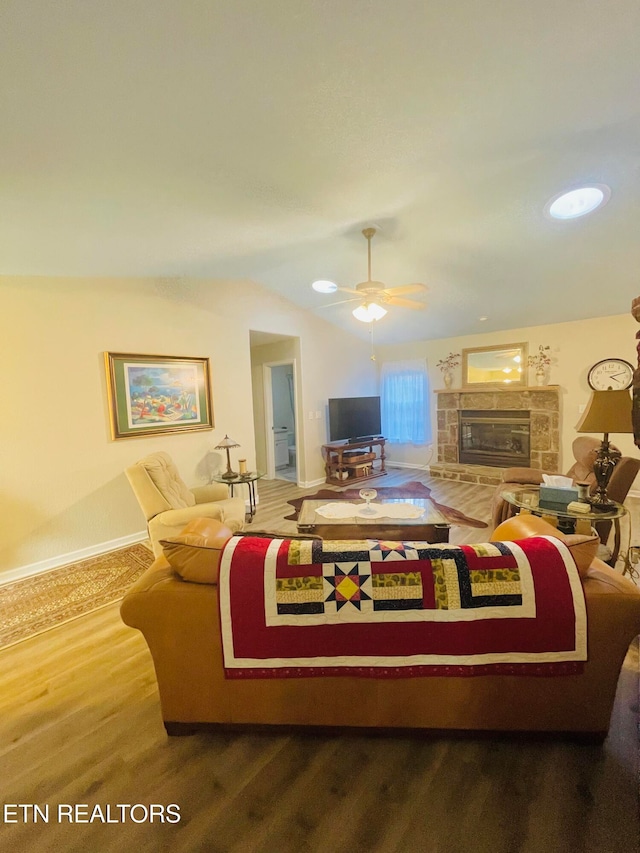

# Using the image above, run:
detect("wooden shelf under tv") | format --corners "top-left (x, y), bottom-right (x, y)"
top-left (321, 437), bottom-right (387, 485)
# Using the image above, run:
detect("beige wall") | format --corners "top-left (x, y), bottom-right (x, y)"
top-left (376, 313), bottom-right (639, 475)
top-left (0, 278), bottom-right (375, 577)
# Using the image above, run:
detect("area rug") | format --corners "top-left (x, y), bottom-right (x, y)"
top-left (284, 481), bottom-right (488, 528)
top-left (0, 543), bottom-right (154, 650)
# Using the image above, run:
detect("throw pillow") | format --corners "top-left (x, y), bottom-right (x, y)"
top-left (491, 514), bottom-right (598, 577)
top-left (160, 517), bottom-right (234, 585)
top-left (160, 521), bottom-right (322, 585)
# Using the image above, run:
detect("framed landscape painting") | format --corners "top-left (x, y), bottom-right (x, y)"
top-left (104, 352), bottom-right (214, 439)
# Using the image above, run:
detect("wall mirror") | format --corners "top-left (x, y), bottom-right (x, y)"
top-left (462, 343), bottom-right (528, 389)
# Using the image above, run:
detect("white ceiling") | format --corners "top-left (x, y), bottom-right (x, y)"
top-left (2, 1), bottom-right (639, 344)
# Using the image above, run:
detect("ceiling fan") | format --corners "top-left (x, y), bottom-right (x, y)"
top-left (317, 227), bottom-right (427, 322)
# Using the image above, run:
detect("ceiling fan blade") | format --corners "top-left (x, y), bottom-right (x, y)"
top-left (336, 285), bottom-right (361, 295)
top-left (318, 296), bottom-right (361, 308)
top-left (384, 283), bottom-right (428, 296)
top-left (385, 296), bottom-right (427, 310)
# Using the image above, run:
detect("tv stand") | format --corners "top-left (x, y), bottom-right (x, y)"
top-left (322, 437), bottom-right (386, 485)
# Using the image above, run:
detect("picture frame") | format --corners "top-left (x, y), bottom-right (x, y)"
top-left (461, 342), bottom-right (528, 389)
top-left (104, 352), bottom-right (214, 439)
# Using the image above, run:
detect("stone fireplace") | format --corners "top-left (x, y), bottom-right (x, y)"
top-left (430, 386), bottom-right (560, 485)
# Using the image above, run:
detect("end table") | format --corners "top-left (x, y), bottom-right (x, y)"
top-left (211, 472), bottom-right (263, 521)
top-left (501, 487), bottom-right (629, 569)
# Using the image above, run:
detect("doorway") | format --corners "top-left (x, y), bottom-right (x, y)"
top-left (264, 360), bottom-right (298, 483)
top-left (249, 331), bottom-right (301, 485)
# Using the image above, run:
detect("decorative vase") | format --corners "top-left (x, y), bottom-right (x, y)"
top-left (444, 371), bottom-right (453, 388)
top-left (535, 367), bottom-right (545, 386)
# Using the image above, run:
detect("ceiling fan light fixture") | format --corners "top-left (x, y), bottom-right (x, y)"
top-left (353, 302), bottom-right (387, 323)
top-left (317, 228), bottom-right (427, 319)
top-left (312, 279), bottom-right (338, 293)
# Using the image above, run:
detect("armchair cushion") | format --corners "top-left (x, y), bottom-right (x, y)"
top-left (501, 468), bottom-right (544, 486)
top-left (142, 452), bottom-right (195, 509)
top-left (566, 436), bottom-right (600, 485)
top-left (191, 483), bottom-right (231, 504)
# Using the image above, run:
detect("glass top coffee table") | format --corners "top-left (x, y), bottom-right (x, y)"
top-left (297, 498), bottom-right (451, 543)
top-left (502, 488), bottom-right (626, 523)
top-left (502, 487), bottom-right (628, 567)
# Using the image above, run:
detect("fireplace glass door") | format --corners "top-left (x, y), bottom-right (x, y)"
top-left (459, 410), bottom-right (531, 467)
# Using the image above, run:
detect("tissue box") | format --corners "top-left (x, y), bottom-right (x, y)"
top-left (539, 485), bottom-right (579, 511)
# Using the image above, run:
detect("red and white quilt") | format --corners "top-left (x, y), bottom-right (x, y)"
top-left (218, 536), bottom-right (587, 678)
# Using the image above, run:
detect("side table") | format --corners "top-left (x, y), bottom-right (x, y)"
top-left (211, 472), bottom-right (263, 521)
top-left (502, 487), bottom-right (629, 570)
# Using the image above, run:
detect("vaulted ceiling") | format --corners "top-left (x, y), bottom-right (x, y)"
top-left (2, 1), bottom-right (639, 343)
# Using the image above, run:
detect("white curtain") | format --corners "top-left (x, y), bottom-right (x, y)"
top-left (380, 359), bottom-right (431, 444)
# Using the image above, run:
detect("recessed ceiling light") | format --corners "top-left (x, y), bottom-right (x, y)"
top-left (312, 280), bottom-right (338, 293)
top-left (545, 185), bottom-right (610, 220)
top-left (479, 316), bottom-right (488, 322)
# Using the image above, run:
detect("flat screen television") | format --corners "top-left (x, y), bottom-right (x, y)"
top-left (328, 396), bottom-right (382, 442)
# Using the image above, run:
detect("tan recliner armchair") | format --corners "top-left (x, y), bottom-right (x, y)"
top-left (125, 451), bottom-right (246, 556)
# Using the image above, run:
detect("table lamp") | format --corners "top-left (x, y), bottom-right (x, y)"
top-left (215, 434), bottom-right (240, 480)
top-left (575, 389), bottom-right (633, 508)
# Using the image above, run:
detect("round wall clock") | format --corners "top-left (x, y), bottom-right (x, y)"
top-left (587, 358), bottom-right (634, 391)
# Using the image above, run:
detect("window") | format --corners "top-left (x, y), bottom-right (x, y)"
top-left (380, 360), bottom-right (431, 444)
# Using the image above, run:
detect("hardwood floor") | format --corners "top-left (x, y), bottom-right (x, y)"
top-left (0, 470), bottom-right (638, 852)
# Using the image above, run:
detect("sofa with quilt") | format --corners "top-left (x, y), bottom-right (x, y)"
top-left (120, 514), bottom-right (640, 741)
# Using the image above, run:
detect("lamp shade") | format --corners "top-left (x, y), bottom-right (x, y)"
top-left (214, 434), bottom-right (240, 450)
top-left (575, 390), bottom-right (633, 435)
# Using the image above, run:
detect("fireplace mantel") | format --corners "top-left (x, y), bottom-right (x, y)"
top-left (433, 385), bottom-right (561, 479)
top-left (433, 386), bottom-right (560, 394)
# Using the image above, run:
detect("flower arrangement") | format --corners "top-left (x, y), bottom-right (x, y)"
top-left (527, 345), bottom-right (552, 370)
top-left (436, 352), bottom-right (461, 373)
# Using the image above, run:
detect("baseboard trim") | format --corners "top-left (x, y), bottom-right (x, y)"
top-left (385, 461), bottom-right (429, 471)
top-left (0, 530), bottom-right (148, 587)
top-left (300, 477), bottom-right (327, 489)
top-left (163, 720), bottom-right (607, 744)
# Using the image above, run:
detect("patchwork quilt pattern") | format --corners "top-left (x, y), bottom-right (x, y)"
top-left (218, 535), bottom-right (587, 678)
top-left (266, 538), bottom-right (535, 624)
